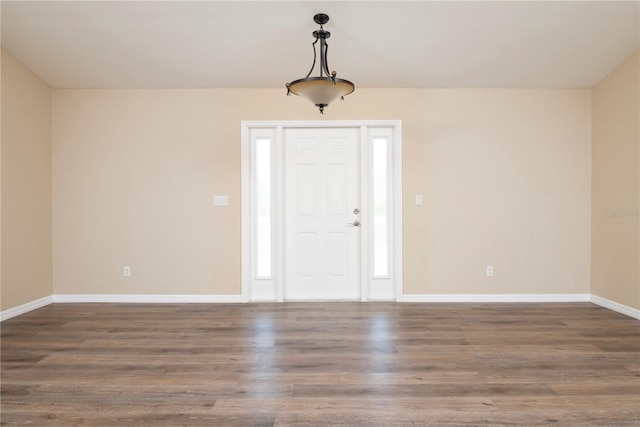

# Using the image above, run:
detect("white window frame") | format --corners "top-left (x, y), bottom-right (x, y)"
top-left (241, 120), bottom-right (402, 302)
top-left (366, 128), bottom-right (394, 297)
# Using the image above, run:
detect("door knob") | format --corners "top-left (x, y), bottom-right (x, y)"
top-left (353, 208), bottom-right (360, 214)
top-left (347, 220), bottom-right (360, 227)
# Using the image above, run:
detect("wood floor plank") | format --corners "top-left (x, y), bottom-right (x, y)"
top-left (1, 302), bottom-right (639, 426)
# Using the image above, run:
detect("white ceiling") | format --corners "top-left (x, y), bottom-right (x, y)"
top-left (2, 1), bottom-right (638, 89)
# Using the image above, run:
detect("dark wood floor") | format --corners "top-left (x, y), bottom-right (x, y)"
top-left (1, 302), bottom-right (639, 426)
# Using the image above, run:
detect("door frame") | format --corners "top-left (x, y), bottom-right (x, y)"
top-left (241, 120), bottom-right (402, 302)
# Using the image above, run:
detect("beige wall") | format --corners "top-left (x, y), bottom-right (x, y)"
top-left (1, 50), bottom-right (53, 310)
top-left (591, 51), bottom-right (640, 310)
top-left (403, 90), bottom-right (591, 295)
top-left (52, 88), bottom-right (591, 296)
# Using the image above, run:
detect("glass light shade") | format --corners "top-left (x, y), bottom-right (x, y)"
top-left (288, 77), bottom-right (355, 108)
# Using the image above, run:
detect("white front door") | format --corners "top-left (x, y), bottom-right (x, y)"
top-left (284, 128), bottom-right (360, 300)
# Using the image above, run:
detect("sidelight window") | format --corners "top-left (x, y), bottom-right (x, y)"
top-left (255, 138), bottom-right (272, 278)
top-left (372, 137), bottom-right (390, 278)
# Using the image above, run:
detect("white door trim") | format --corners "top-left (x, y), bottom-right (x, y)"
top-left (241, 120), bottom-right (402, 302)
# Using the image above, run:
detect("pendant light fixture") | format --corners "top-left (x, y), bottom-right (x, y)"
top-left (286, 13), bottom-right (355, 114)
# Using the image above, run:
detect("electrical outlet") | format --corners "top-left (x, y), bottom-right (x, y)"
top-left (124, 266), bottom-right (131, 277)
top-left (486, 265), bottom-right (494, 277)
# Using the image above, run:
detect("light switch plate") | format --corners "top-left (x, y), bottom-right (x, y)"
top-left (213, 195), bottom-right (229, 206)
top-left (415, 195), bottom-right (423, 206)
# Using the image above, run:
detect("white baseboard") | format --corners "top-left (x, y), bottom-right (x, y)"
top-left (0, 295), bottom-right (53, 322)
top-left (52, 294), bottom-right (243, 304)
top-left (401, 293), bottom-right (591, 303)
top-left (3, 293), bottom-right (637, 321)
top-left (590, 294), bottom-right (640, 320)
